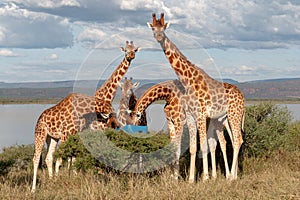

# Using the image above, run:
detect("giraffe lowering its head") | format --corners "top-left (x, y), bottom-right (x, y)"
top-left (31, 93), bottom-right (117, 192)
top-left (130, 79), bottom-right (197, 179)
top-left (31, 41), bottom-right (139, 192)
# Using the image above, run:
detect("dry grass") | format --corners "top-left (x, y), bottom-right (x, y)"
top-left (0, 150), bottom-right (299, 200)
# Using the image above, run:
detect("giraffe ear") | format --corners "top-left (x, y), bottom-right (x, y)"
top-left (147, 22), bottom-right (153, 28)
top-left (100, 113), bottom-right (110, 119)
top-left (118, 81), bottom-right (123, 88)
top-left (133, 82), bottom-right (140, 89)
top-left (135, 47), bottom-right (141, 52)
top-left (120, 47), bottom-right (125, 52)
top-left (164, 22), bottom-right (170, 29)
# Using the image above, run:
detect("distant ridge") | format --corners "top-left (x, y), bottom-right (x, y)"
top-left (0, 78), bottom-right (299, 100)
top-left (237, 78), bottom-right (300, 99)
top-left (246, 77), bottom-right (300, 83)
top-left (0, 78), bottom-right (240, 89)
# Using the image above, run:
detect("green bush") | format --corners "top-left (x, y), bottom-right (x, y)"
top-left (281, 121), bottom-right (300, 152)
top-left (244, 102), bottom-right (292, 157)
top-left (55, 129), bottom-right (175, 173)
top-left (0, 145), bottom-right (34, 176)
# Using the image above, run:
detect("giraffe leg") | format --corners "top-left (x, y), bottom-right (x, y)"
top-left (224, 118), bottom-right (233, 143)
top-left (172, 137), bottom-right (181, 180)
top-left (186, 112), bottom-right (197, 183)
top-left (67, 157), bottom-right (77, 175)
top-left (230, 125), bottom-right (243, 180)
top-left (197, 117), bottom-right (209, 181)
top-left (214, 120), bottom-right (231, 179)
top-left (231, 140), bottom-right (242, 180)
top-left (166, 117), bottom-right (181, 180)
top-left (207, 121), bottom-right (217, 179)
top-left (31, 126), bottom-right (47, 193)
top-left (45, 136), bottom-right (58, 178)
top-left (55, 157), bottom-right (62, 175)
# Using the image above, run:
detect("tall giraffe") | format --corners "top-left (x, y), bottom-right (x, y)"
top-left (117, 77), bottom-right (147, 126)
top-left (148, 13), bottom-right (245, 181)
top-left (94, 41), bottom-right (140, 117)
top-left (130, 79), bottom-right (197, 180)
top-left (31, 41), bottom-right (139, 192)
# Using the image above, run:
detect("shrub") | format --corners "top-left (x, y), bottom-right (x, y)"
top-left (0, 145), bottom-right (34, 176)
top-left (243, 102), bottom-right (292, 157)
top-left (281, 121), bottom-right (300, 152)
top-left (55, 129), bottom-right (174, 174)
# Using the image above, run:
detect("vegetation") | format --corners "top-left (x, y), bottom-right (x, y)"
top-left (0, 102), bottom-right (299, 199)
top-left (243, 102), bottom-right (292, 157)
top-left (55, 130), bottom-right (175, 173)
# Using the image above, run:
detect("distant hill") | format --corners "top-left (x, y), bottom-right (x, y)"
top-left (0, 78), bottom-right (299, 101)
top-left (237, 78), bottom-right (300, 99)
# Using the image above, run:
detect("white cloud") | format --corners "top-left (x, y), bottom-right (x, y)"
top-left (1, 0), bottom-right (300, 50)
top-left (49, 54), bottom-right (59, 60)
top-left (77, 26), bottom-right (107, 46)
top-left (1, 0), bottom-right (81, 8)
top-left (0, 3), bottom-right (73, 48)
top-left (0, 49), bottom-right (19, 57)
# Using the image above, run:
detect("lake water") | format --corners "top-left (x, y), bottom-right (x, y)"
top-left (0, 104), bottom-right (168, 151)
top-left (0, 104), bottom-right (299, 151)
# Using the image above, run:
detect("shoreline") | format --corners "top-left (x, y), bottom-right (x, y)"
top-left (1, 98), bottom-right (300, 105)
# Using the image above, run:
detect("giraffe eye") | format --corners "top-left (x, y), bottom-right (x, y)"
top-left (136, 113), bottom-right (141, 118)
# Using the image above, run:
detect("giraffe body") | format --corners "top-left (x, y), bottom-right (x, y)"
top-left (148, 13), bottom-right (245, 181)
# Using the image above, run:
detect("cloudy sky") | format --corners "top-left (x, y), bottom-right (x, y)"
top-left (0, 0), bottom-right (300, 83)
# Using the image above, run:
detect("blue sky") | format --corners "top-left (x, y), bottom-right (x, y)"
top-left (0, 0), bottom-right (300, 83)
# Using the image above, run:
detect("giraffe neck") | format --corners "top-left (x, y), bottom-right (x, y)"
top-left (117, 93), bottom-right (136, 126)
top-left (95, 58), bottom-right (130, 102)
top-left (159, 35), bottom-right (230, 118)
top-left (135, 84), bottom-right (175, 113)
top-left (159, 35), bottom-right (213, 88)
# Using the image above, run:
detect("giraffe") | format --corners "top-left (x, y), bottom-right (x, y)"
top-left (117, 77), bottom-right (147, 126)
top-left (148, 13), bottom-right (245, 181)
top-left (130, 79), bottom-right (197, 180)
top-left (31, 94), bottom-right (116, 192)
top-left (31, 41), bottom-right (139, 192)
top-left (94, 41), bottom-right (140, 117)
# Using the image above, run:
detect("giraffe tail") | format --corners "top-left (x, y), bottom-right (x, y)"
top-left (241, 109), bottom-right (245, 133)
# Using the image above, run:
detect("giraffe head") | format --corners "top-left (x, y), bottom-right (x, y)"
top-left (117, 77), bottom-right (140, 126)
top-left (120, 41), bottom-right (140, 61)
top-left (107, 113), bottom-right (119, 129)
top-left (119, 77), bottom-right (140, 99)
top-left (147, 13), bottom-right (169, 42)
top-left (128, 110), bottom-right (141, 125)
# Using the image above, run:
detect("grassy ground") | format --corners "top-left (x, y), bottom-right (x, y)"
top-left (0, 103), bottom-right (299, 199)
top-left (0, 149), bottom-right (299, 199)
